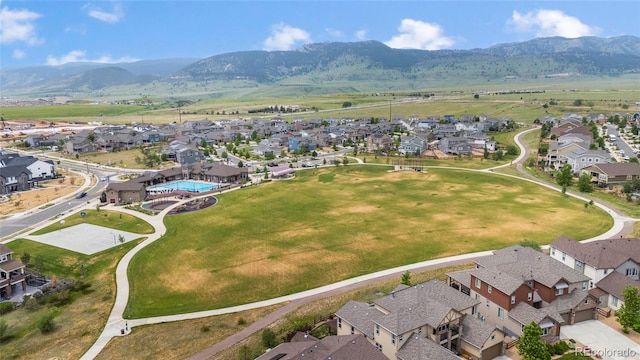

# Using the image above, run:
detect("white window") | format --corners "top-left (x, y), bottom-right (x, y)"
top-left (551, 248), bottom-right (556, 256)
top-left (498, 308), bottom-right (504, 320)
top-left (376, 342), bottom-right (382, 351)
top-left (475, 278), bottom-right (481, 288)
top-left (527, 292), bottom-right (532, 301)
top-left (612, 297), bottom-right (619, 307)
top-left (582, 282), bottom-right (587, 291)
top-left (472, 305), bottom-right (477, 315)
top-left (0, 255), bottom-right (7, 262)
top-left (626, 268), bottom-right (638, 276)
top-left (604, 269), bottom-right (608, 275)
top-left (488, 285), bottom-right (492, 294)
top-left (351, 325), bottom-right (354, 335)
top-left (511, 295), bottom-right (516, 304)
top-left (576, 261), bottom-right (583, 270)
top-left (555, 288), bottom-right (564, 296)
top-left (562, 252), bottom-right (566, 261)
top-left (542, 327), bottom-right (549, 336)
top-left (475, 293), bottom-right (479, 300)
top-left (486, 299), bottom-right (490, 308)
top-left (398, 334), bottom-right (403, 342)
top-left (375, 324), bottom-right (379, 335)
top-left (392, 334), bottom-right (396, 345)
top-left (338, 318), bottom-right (342, 329)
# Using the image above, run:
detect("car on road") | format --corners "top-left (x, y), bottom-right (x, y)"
top-left (267, 162), bottom-right (278, 167)
top-left (76, 192), bottom-right (87, 199)
top-left (302, 162), bottom-right (313, 167)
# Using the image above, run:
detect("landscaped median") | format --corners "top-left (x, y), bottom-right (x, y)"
top-left (126, 165), bottom-right (613, 318)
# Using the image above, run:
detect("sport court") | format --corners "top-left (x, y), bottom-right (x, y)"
top-left (26, 223), bottom-right (143, 255)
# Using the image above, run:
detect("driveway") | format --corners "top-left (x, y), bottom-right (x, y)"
top-left (560, 320), bottom-right (640, 360)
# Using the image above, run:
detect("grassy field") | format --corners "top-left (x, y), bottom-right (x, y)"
top-left (0, 238), bottom-right (142, 360)
top-left (3, 88), bottom-right (638, 126)
top-left (32, 209), bottom-right (155, 235)
top-left (127, 165), bottom-right (612, 318)
top-left (58, 146), bottom-right (171, 169)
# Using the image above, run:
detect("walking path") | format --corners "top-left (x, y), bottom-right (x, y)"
top-left (65, 126), bottom-right (638, 358)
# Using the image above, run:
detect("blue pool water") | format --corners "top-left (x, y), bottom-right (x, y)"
top-left (147, 180), bottom-right (219, 192)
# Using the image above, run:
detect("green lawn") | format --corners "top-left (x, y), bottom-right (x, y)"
top-left (127, 165), bottom-right (612, 318)
top-left (32, 209), bottom-right (155, 235)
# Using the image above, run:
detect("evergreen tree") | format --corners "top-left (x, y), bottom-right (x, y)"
top-left (401, 271), bottom-right (412, 286)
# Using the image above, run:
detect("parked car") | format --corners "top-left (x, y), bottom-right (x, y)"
top-left (76, 192), bottom-right (87, 199)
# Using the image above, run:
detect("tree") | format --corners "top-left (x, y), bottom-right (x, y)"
top-left (577, 173), bottom-right (593, 193)
top-left (118, 234), bottom-right (125, 246)
top-left (401, 270), bottom-right (412, 286)
top-left (556, 164), bottom-right (573, 188)
top-left (20, 251), bottom-right (31, 267)
top-left (237, 160), bottom-right (243, 168)
top-left (261, 328), bottom-right (278, 348)
top-left (221, 151), bottom-right (228, 160)
top-left (517, 321), bottom-right (551, 360)
top-left (342, 157), bottom-right (349, 165)
top-left (323, 158), bottom-right (327, 165)
top-left (519, 240), bottom-right (541, 252)
top-left (342, 101), bottom-right (352, 108)
top-left (616, 286), bottom-right (640, 333)
top-left (473, 93), bottom-right (479, 99)
top-left (483, 145), bottom-right (489, 159)
top-left (100, 191), bottom-right (107, 203)
top-left (506, 144), bottom-right (518, 156)
top-left (34, 255), bottom-right (44, 274)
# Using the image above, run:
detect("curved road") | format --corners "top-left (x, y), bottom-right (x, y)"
top-left (73, 126), bottom-right (638, 359)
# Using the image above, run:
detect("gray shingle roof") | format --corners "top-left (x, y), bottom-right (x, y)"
top-left (377, 298), bottom-right (451, 333)
top-left (550, 288), bottom-right (595, 313)
top-left (551, 236), bottom-right (640, 269)
top-left (508, 301), bottom-right (564, 326)
top-left (461, 315), bottom-right (499, 349)
top-left (375, 280), bottom-right (478, 315)
top-left (396, 334), bottom-right (461, 360)
top-left (596, 272), bottom-right (640, 299)
top-left (334, 301), bottom-right (385, 338)
top-left (474, 245), bottom-right (589, 292)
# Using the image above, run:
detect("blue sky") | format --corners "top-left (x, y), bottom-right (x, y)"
top-left (1, 1), bottom-right (638, 67)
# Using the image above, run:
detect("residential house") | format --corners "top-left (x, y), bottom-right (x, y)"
top-left (447, 245), bottom-right (594, 342)
top-left (399, 136), bottom-right (428, 156)
top-left (549, 236), bottom-right (640, 310)
top-left (367, 133), bottom-right (393, 153)
top-left (0, 153), bottom-right (55, 194)
top-left (335, 280), bottom-right (504, 360)
top-left (581, 163), bottom-right (640, 187)
top-left (65, 137), bottom-right (97, 154)
top-left (104, 181), bottom-right (147, 204)
top-left (254, 333), bottom-right (388, 360)
top-left (0, 244), bottom-right (26, 300)
top-left (562, 148), bottom-right (610, 174)
top-left (439, 137), bottom-right (472, 155)
top-left (288, 137), bottom-right (316, 152)
top-left (595, 272), bottom-right (639, 310)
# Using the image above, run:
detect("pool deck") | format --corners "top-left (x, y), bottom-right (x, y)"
top-left (147, 180), bottom-right (220, 193)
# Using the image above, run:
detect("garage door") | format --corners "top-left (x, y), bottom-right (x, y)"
top-left (561, 312), bottom-right (571, 324)
top-left (574, 309), bottom-right (594, 323)
top-left (482, 342), bottom-right (503, 360)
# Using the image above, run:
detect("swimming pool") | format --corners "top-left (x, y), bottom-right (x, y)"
top-left (147, 180), bottom-right (219, 193)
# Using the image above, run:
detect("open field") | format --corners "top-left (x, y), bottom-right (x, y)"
top-left (0, 238), bottom-right (141, 360)
top-left (127, 165), bottom-right (612, 318)
top-left (32, 209), bottom-right (155, 235)
top-left (56, 146), bottom-right (171, 170)
top-left (3, 86), bottom-right (638, 126)
top-left (0, 169), bottom-right (84, 217)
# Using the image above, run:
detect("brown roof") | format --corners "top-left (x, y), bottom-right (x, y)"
top-left (396, 334), bottom-right (460, 360)
top-left (254, 334), bottom-right (387, 360)
top-left (461, 315), bottom-right (503, 349)
top-left (204, 163), bottom-right (248, 177)
top-left (596, 272), bottom-right (640, 299)
top-left (582, 163), bottom-right (640, 177)
top-left (106, 181), bottom-right (145, 192)
top-left (0, 259), bottom-right (25, 272)
top-left (551, 288), bottom-right (597, 313)
top-left (0, 244), bottom-right (12, 257)
top-left (550, 236), bottom-right (640, 269)
top-left (508, 301), bottom-right (564, 326)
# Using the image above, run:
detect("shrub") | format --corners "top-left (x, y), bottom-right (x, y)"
top-left (37, 312), bottom-right (55, 333)
top-left (237, 317), bottom-right (246, 325)
top-left (0, 302), bottom-right (15, 315)
top-left (200, 324), bottom-right (210, 333)
top-left (25, 298), bottom-right (40, 312)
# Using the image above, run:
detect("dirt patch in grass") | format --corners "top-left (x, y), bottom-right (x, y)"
top-left (326, 204), bottom-right (380, 216)
top-left (277, 226), bottom-right (322, 239)
top-left (382, 170), bottom-right (429, 181)
top-left (160, 268), bottom-right (219, 293)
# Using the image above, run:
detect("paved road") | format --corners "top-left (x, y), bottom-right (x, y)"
top-left (9, 126), bottom-right (635, 359)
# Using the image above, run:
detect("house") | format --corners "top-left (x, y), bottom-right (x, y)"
top-left (200, 162), bottom-right (248, 184)
top-left (581, 163), bottom-right (640, 187)
top-left (399, 136), bottom-right (428, 156)
top-left (335, 280), bottom-right (503, 360)
top-left (0, 244), bottom-right (27, 300)
top-left (105, 181), bottom-right (147, 204)
top-left (254, 333), bottom-right (388, 360)
top-left (549, 236), bottom-right (640, 309)
top-left (0, 153), bottom-right (56, 194)
top-left (439, 137), bottom-right (472, 155)
top-left (562, 148), bottom-right (610, 174)
top-left (447, 245), bottom-right (594, 342)
top-left (65, 137), bottom-right (97, 154)
top-left (367, 133), bottom-right (393, 153)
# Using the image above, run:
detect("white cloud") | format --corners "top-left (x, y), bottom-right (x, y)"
top-left (0, 2), bottom-right (43, 45)
top-left (12, 49), bottom-right (26, 59)
top-left (325, 27), bottom-right (343, 38)
top-left (508, 9), bottom-right (600, 38)
top-left (355, 29), bottom-right (367, 41)
top-left (384, 19), bottom-right (454, 50)
top-left (85, 3), bottom-right (124, 24)
top-left (263, 23), bottom-right (311, 51)
top-left (46, 50), bottom-right (138, 65)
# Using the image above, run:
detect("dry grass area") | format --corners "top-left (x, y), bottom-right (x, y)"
top-left (0, 169), bottom-right (85, 216)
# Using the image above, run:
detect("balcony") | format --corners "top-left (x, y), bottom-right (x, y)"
top-left (9, 273), bottom-right (25, 284)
